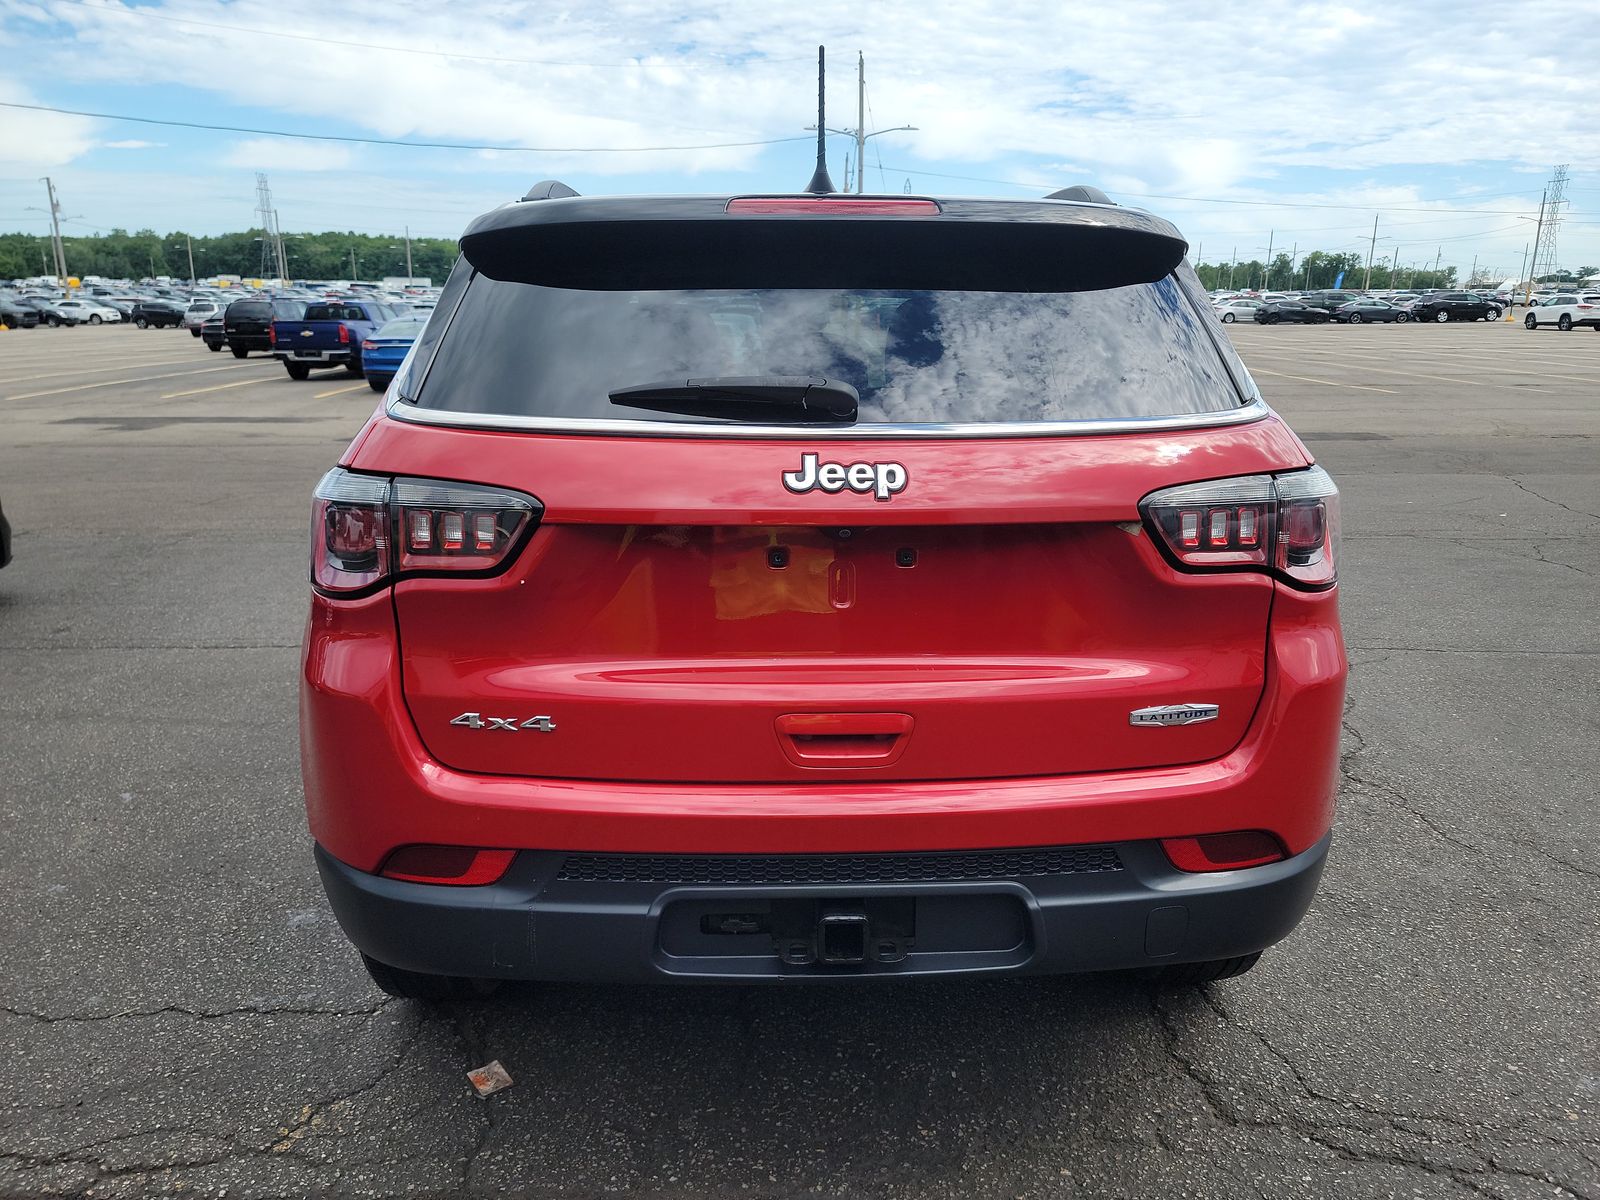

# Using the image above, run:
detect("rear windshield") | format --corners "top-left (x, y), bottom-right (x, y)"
top-left (307, 303), bottom-right (369, 321)
top-left (228, 301), bottom-right (270, 319)
top-left (410, 273), bottom-right (1246, 425)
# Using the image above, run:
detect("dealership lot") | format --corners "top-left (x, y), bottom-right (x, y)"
top-left (1, 323), bottom-right (1596, 1198)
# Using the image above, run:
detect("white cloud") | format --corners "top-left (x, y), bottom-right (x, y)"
top-left (221, 138), bottom-right (352, 171)
top-left (0, 80), bottom-right (98, 168)
top-left (102, 139), bottom-right (165, 149)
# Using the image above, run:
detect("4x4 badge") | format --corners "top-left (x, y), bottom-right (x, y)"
top-left (1129, 703), bottom-right (1219, 728)
top-left (450, 712), bottom-right (556, 733)
top-left (782, 452), bottom-right (908, 502)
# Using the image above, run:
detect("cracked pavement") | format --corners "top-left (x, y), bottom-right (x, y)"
top-left (2, 323), bottom-right (1597, 1197)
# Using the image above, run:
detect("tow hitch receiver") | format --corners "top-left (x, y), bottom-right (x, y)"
top-left (818, 907), bottom-right (870, 964)
top-left (769, 898), bottom-right (914, 967)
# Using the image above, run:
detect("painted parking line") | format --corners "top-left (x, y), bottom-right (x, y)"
top-left (1256, 350), bottom-right (1527, 391)
top-left (1246, 367), bottom-right (1397, 394)
top-left (159, 378), bottom-right (266, 399)
top-left (313, 383), bottom-right (370, 398)
top-left (4, 356), bottom-right (227, 384)
top-left (4, 363), bottom-right (266, 401)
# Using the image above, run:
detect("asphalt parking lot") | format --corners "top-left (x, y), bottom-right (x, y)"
top-left (2, 319), bottom-right (1597, 1199)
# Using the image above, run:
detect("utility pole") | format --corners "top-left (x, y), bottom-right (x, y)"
top-left (1468, 254), bottom-right (1477, 289)
top-left (1228, 246), bottom-right (1237, 289)
top-left (1517, 242), bottom-right (1530, 304)
top-left (856, 52), bottom-right (867, 194)
top-left (404, 225), bottom-right (414, 284)
top-left (186, 234), bottom-right (196, 286)
top-left (1525, 189), bottom-right (1547, 306)
top-left (1363, 213), bottom-right (1378, 291)
top-left (1262, 231), bottom-right (1273, 289)
top-left (39, 177), bottom-right (68, 282)
top-left (350, 247), bottom-right (358, 282)
top-left (1433, 247), bottom-right (1442, 285)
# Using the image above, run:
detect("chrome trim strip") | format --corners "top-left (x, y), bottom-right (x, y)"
top-left (382, 396), bottom-right (1272, 440)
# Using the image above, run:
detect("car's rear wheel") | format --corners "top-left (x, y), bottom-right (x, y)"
top-left (285, 362), bottom-right (312, 381)
top-left (360, 954), bottom-right (501, 1001)
top-left (1396, 312), bottom-right (1409, 323)
top-left (1486, 309), bottom-right (1501, 321)
top-left (47, 315), bottom-right (60, 327)
top-left (1558, 315), bottom-right (1573, 331)
top-left (1220, 312), bottom-right (1235, 323)
top-left (1151, 953), bottom-right (1262, 986)
top-left (231, 345), bottom-right (249, 358)
top-left (368, 377), bottom-right (387, 392)
top-left (1434, 310), bottom-right (1449, 322)
top-left (208, 341), bottom-right (222, 351)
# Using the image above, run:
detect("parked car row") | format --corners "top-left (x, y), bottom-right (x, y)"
top-left (1215, 288), bottom-right (1507, 327)
top-left (191, 296), bottom-right (424, 391)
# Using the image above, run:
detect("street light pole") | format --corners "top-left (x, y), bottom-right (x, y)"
top-left (404, 225), bottom-right (414, 284)
top-left (39, 177), bottom-right (68, 282)
top-left (186, 234), bottom-right (196, 286)
top-left (856, 53), bottom-right (867, 194)
top-left (1364, 213), bottom-right (1378, 291)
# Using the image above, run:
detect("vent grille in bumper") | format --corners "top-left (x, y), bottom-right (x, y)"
top-left (555, 845), bottom-right (1124, 885)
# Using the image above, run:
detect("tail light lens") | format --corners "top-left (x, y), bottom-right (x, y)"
top-left (361, 339), bottom-right (376, 352)
top-left (1140, 466), bottom-right (1339, 589)
top-left (268, 324), bottom-right (276, 346)
top-left (1162, 831), bottom-right (1286, 872)
top-left (339, 324), bottom-right (350, 344)
top-left (310, 469), bottom-right (542, 596)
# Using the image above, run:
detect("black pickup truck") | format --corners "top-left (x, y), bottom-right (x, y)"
top-left (224, 297), bottom-right (307, 357)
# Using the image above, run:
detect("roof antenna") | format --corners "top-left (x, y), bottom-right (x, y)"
top-left (803, 45), bottom-right (836, 194)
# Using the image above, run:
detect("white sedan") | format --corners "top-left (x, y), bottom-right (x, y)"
top-left (1214, 298), bottom-right (1267, 324)
top-left (1523, 293), bottom-right (1600, 331)
top-left (44, 298), bottom-right (124, 326)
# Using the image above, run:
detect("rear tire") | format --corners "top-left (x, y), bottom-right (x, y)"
top-left (368, 377), bottom-right (387, 392)
top-left (1396, 312), bottom-right (1409, 323)
top-left (1152, 953), bottom-right (1262, 986)
top-left (1220, 312), bottom-right (1235, 323)
top-left (231, 345), bottom-right (248, 358)
top-left (360, 954), bottom-right (501, 1001)
top-left (285, 362), bottom-right (312, 381)
top-left (208, 341), bottom-right (222, 351)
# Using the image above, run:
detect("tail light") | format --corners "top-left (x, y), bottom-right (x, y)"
top-left (361, 339), bottom-right (376, 352)
top-left (1139, 466), bottom-right (1339, 589)
top-left (268, 324), bottom-right (276, 346)
top-left (380, 845), bottom-right (516, 886)
top-left (726, 197), bottom-right (940, 215)
top-left (310, 468), bottom-right (542, 596)
top-left (339, 324), bottom-right (350, 344)
top-left (1162, 831), bottom-right (1285, 872)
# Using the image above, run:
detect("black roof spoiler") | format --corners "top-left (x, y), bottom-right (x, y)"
top-left (521, 180), bottom-right (580, 202)
top-left (461, 194), bottom-right (1188, 293)
top-left (1045, 185), bottom-right (1115, 205)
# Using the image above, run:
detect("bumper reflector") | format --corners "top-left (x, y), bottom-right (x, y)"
top-left (380, 845), bottom-right (516, 886)
top-left (1161, 831), bottom-right (1285, 872)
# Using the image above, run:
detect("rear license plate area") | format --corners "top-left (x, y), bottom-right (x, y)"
top-left (659, 894), bottom-right (1028, 970)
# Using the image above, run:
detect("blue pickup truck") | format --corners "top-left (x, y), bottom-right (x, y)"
top-left (270, 300), bottom-right (409, 380)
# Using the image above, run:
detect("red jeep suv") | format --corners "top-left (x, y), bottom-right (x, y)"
top-left (301, 183), bottom-right (1345, 998)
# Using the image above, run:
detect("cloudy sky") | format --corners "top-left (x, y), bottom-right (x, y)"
top-left (2, 0), bottom-right (1597, 280)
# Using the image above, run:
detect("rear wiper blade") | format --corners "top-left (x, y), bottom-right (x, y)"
top-left (608, 376), bottom-right (858, 424)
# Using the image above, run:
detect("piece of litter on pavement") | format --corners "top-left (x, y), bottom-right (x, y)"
top-left (467, 1060), bottom-right (514, 1097)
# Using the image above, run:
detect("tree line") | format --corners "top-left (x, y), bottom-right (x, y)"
top-left (1193, 251), bottom-right (1459, 292)
top-left (0, 228), bottom-right (461, 283)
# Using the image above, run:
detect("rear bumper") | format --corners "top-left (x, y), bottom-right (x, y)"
top-left (276, 349), bottom-right (353, 363)
top-left (316, 833), bottom-right (1330, 982)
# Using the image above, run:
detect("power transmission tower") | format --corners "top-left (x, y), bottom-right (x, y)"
top-left (1529, 164), bottom-right (1568, 286)
top-left (254, 173), bottom-right (290, 281)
